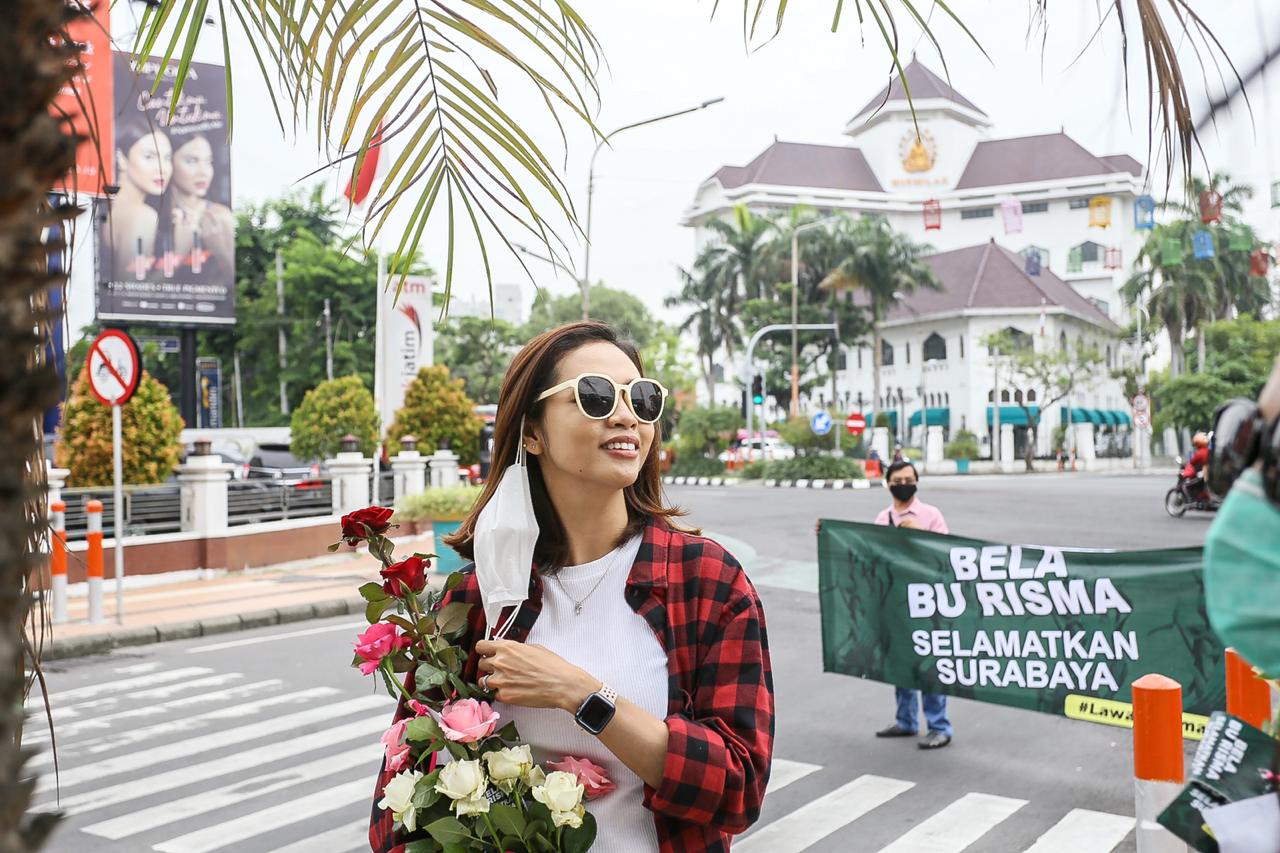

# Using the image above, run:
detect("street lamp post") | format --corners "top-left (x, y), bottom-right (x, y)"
top-left (581, 97), bottom-right (725, 320)
top-left (790, 216), bottom-right (837, 416)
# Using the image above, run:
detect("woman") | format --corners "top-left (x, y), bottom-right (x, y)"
top-left (164, 133), bottom-right (234, 279)
top-left (370, 322), bottom-right (774, 852)
top-left (109, 120), bottom-right (172, 281)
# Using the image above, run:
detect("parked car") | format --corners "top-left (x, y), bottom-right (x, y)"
top-left (175, 444), bottom-right (251, 480)
top-left (248, 443), bottom-right (324, 486)
top-left (718, 438), bottom-right (796, 463)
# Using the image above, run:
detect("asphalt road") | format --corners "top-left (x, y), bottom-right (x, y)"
top-left (30, 473), bottom-right (1210, 853)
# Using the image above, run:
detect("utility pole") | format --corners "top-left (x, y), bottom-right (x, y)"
top-left (789, 216), bottom-right (837, 416)
top-left (323, 298), bottom-right (334, 381)
top-left (276, 250), bottom-right (288, 415)
top-left (233, 349), bottom-right (244, 428)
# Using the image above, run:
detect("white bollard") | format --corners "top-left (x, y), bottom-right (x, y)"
top-left (1132, 674), bottom-right (1188, 852)
top-left (50, 500), bottom-right (68, 624)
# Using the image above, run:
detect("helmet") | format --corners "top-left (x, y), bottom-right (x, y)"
top-left (1192, 432), bottom-right (1210, 448)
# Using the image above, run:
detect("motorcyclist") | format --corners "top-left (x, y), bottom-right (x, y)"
top-left (1182, 432), bottom-right (1212, 502)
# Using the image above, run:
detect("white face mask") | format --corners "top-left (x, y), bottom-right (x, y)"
top-left (472, 419), bottom-right (540, 639)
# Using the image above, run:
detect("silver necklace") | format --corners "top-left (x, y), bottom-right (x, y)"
top-left (552, 554), bottom-right (616, 616)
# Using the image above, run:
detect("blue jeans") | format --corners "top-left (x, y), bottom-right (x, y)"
top-left (895, 688), bottom-right (952, 736)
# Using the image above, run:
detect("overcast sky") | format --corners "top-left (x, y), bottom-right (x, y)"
top-left (112, 1), bottom-right (1280, 329)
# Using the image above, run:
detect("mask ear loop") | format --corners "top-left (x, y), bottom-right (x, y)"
top-left (515, 416), bottom-right (527, 466)
top-left (487, 416), bottom-right (529, 642)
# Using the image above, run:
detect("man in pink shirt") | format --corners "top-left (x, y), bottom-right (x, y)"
top-left (874, 460), bottom-right (953, 749)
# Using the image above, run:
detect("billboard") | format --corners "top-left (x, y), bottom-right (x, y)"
top-left (53, 1), bottom-right (113, 195)
top-left (378, 275), bottom-right (435, 434)
top-left (96, 53), bottom-right (234, 325)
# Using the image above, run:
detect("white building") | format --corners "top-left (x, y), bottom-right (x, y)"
top-left (448, 282), bottom-right (527, 326)
top-left (684, 59), bottom-right (1144, 460)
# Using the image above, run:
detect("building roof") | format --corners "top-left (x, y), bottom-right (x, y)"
top-left (955, 132), bottom-right (1140, 189)
top-left (878, 240), bottom-right (1119, 331)
top-left (850, 58), bottom-right (987, 124)
top-left (710, 141), bottom-right (884, 192)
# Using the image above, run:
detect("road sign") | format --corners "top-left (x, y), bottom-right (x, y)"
top-left (810, 411), bottom-right (833, 435)
top-left (846, 412), bottom-right (867, 436)
top-left (87, 329), bottom-right (140, 406)
top-left (1133, 393), bottom-right (1151, 414)
top-left (1135, 410), bottom-right (1151, 430)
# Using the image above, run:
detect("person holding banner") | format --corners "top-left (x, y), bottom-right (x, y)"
top-left (874, 460), bottom-right (955, 750)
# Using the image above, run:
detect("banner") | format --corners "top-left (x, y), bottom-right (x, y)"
top-left (378, 274), bottom-right (435, 433)
top-left (197, 356), bottom-right (222, 429)
top-left (53, 1), bottom-right (113, 195)
top-left (96, 53), bottom-right (234, 325)
top-left (818, 521), bottom-right (1226, 720)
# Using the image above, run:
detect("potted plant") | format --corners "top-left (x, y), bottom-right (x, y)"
top-left (395, 485), bottom-right (483, 573)
top-left (944, 430), bottom-right (980, 474)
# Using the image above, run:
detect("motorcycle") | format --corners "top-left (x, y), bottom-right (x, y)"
top-left (1165, 456), bottom-right (1221, 517)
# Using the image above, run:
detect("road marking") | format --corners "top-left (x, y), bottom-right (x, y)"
top-left (29, 673), bottom-right (246, 727)
top-left (187, 620), bottom-right (366, 653)
top-left (267, 819), bottom-right (369, 853)
top-left (34, 693), bottom-right (388, 793)
top-left (30, 666), bottom-right (214, 705)
top-left (767, 759), bottom-right (822, 794)
top-left (112, 662), bottom-right (159, 675)
top-left (878, 792), bottom-right (1027, 852)
top-left (1022, 809), bottom-right (1135, 852)
top-left (153, 778), bottom-right (373, 852)
top-left (42, 714), bottom-right (389, 814)
top-left (30, 685), bottom-right (338, 765)
top-left (82, 742), bottom-right (382, 838)
top-left (736, 774), bottom-right (915, 852)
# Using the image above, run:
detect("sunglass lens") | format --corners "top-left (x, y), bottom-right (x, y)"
top-left (577, 375), bottom-right (616, 418)
top-left (1210, 399), bottom-right (1260, 496)
top-left (630, 381), bottom-right (664, 423)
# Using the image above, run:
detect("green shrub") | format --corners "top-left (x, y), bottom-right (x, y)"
top-left (944, 429), bottom-right (980, 460)
top-left (290, 375), bottom-right (379, 461)
top-left (874, 412), bottom-right (892, 428)
top-left (777, 414), bottom-right (856, 456)
top-left (739, 461), bottom-right (766, 480)
top-left (674, 406), bottom-right (741, 458)
top-left (396, 485), bottom-right (484, 522)
top-left (388, 366), bottom-right (485, 466)
top-left (670, 455), bottom-right (728, 479)
top-left (58, 369), bottom-right (185, 486)
top-left (745, 455), bottom-right (865, 481)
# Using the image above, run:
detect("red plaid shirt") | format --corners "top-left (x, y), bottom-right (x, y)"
top-left (369, 518), bottom-right (775, 852)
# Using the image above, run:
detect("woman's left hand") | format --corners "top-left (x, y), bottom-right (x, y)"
top-left (475, 639), bottom-right (597, 713)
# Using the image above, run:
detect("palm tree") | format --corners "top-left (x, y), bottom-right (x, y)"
top-left (1123, 220), bottom-right (1218, 377)
top-left (820, 216), bottom-right (938, 419)
top-left (697, 205), bottom-right (779, 326)
top-left (666, 266), bottom-right (726, 401)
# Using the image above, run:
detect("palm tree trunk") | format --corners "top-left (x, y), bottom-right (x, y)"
top-left (1168, 328), bottom-right (1185, 377)
top-left (1196, 325), bottom-right (1207, 373)
top-left (871, 309), bottom-right (883, 425)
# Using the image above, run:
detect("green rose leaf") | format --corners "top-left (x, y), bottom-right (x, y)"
top-left (447, 672), bottom-right (471, 699)
top-left (490, 803), bottom-right (526, 838)
top-left (415, 662), bottom-right (449, 689)
top-left (403, 840), bottom-right (435, 853)
top-left (425, 816), bottom-right (470, 845)
top-left (405, 715), bottom-right (445, 743)
top-left (434, 601), bottom-right (472, 635)
top-left (359, 581), bottom-right (389, 602)
top-left (562, 812), bottom-right (597, 853)
top-left (366, 597), bottom-right (397, 624)
top-left (445, 571), bottom-right (465, 591)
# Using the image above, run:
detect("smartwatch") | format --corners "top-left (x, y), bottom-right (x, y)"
top-left (573, 683), bottom-right (618, 735)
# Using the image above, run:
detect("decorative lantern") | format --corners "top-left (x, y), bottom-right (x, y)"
top-left (1001, 198), bottom-right (1023, 234)
top-left (1067, 246), bottom-right (1083, 273)
top-left (1134, 194), bottom-right (1156, 229)
top-left (1088, 196), bottom-right (1112, 228)
top-left (1229, 228), bottom-right (1253, 252)
top-left (1161, 237), bottom-right (1184, 267)
top-left (1199, 189), bottom-right (1223, 224)
top-left (923, 199), bottom-right (942, 231)
top-left (1024, 249), bottom-right (1042, 276)
top-left (1104, 247), bottom-right (1123, 269)
top-left (1192, 229), bottom-right (1215, 260)
top-left (1251, 248), bottom-right (1271, 277)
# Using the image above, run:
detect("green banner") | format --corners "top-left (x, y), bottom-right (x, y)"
top-left (819, 521), bottom-right (1226, 719)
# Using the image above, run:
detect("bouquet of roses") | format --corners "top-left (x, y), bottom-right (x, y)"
top-left (337, 507), bottom-right (608, 853)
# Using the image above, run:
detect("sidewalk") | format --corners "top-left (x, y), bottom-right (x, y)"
top-left (41, 530), bottom-right (438, 661)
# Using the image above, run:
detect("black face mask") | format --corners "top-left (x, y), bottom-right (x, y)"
top-left (889, 483), bottom-right (918, 503)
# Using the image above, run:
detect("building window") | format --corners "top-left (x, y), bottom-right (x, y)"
top-left (944, 392), bottom-right (950, 406)
top-left (1106, 345), bottom-right (1113, 368)
top-left (1027, 389), bottom-right (1036, 402)
top-left (1059, 331), bottom-right (1068, 352)
top-left (905, 342), bottom-right (911, 364)
top-left (923, 332), bottom-right (947, 361)
top-left (1023, 201), bottom-right (1049, 214)
top-left (1069, 197), bottom-right (1091, 210)
top-left (857, 347), bottom-right (863, 370)
top-left (1089, 297), bottom-right (1111, 316)
top-left (1001, 389), bottom-right (1011, 403)
top-left (1014, 389), bottom-right (1024, 404)
top-left (988, 389), bottom-right (995, 403)
top-left (1021, 245), bottom-right (1050, 270)
top-left (961, 207), bottom-right (995, 220)
top-left (959, 336), bottom-right (965, 359)
top-left (881, 339), bottom-right (894, 367)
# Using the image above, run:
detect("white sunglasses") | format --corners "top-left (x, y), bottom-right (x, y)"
top-left (535, 373), bottom-right (669, 424)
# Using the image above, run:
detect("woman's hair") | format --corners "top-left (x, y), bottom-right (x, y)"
top-left (115, 118), bottom-right (169, 162)
top-left (443, 321), bottom-right (693, 570)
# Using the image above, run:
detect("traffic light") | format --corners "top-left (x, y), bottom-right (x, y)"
top-left (751, 374), bottom-right (764, 406)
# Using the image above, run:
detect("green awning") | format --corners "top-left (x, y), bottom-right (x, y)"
top-left (1097, 410), bottom-right (1119, 426)
top-left (1060, 407), bottom-right (1099, 426)
top-left (868, 411), bottom-right (898, 430)
top-left (1112, 410), bottom-right (1132, 426)
top-left (909, 408), bottom-right (950, 427)
top-left (987, 406), bottom-right (1040, 427)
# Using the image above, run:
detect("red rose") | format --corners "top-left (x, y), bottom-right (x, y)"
top-left (381, 554), bottom-right (430, 597)
top-left (341, 506), bottom-right (394, 545)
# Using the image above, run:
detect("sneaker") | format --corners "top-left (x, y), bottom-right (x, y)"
top-left (875, 724), bottom-right (917, 738)
top-left (918, 731), bottom-right (952, 749)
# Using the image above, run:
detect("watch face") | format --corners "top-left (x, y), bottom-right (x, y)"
top-left (577, 694), bottom-right (616, 733)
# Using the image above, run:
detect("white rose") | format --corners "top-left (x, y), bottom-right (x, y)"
top-left (484, 745), bottom-right (533, 791)
top-left (550, 803), bottom-right (585, 829)
top-left (378, 769), bottom-right (424, 832)
top-left (532, 770), bottom-right (585, 813)
top-left (454, 791), bottom-right (491, 817)
top-left (436, 759), bottom-right (488, 802)
top-left (524, 764), bottom-right (547, 787)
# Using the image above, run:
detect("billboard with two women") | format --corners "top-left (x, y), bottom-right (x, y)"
top-left (96, 53), bottom-right (234, 325)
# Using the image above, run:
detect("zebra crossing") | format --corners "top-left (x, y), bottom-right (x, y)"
top-left (32, 657), bottom-right (1138, 852)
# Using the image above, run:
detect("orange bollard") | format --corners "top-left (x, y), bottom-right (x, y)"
top-left (1132, 674), bottom-right (1187, 852)
top-left (85, 499), bottom-right (104, 623)
top-left (50, 501), bottom-right (67, 624)
top-left (1225, 648), bottom-right (1273, 730)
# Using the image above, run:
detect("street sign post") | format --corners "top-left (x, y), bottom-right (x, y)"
top-left (810, 411), bottom-right (832, 436)
top-left (87, 329), bottom-right (139, 625)
top-left (846, 412), bottom-right (867, 436)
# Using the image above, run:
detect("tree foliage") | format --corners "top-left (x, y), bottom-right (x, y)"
top-left (289, 375), bottom-right (379, 462)
top-left (673, 405), bottom-right (741, 459)
top-left (524, 285), bottom-right (658, 349)
top-left (57, 371), bottom-right (185, 486)
top-left (435, 316), bottom-right (523, 405)
top-left (388, 366), bottom-right (485, 467)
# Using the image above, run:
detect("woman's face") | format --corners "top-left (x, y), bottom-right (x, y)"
top-left (121, 131), bottom-right (172, 196)
top-left (172, 136), bottom-right (214, 198)
top-left (529, 341), bottom-right (656, 495)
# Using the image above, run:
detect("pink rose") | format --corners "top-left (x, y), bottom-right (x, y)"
top-left (354, 623), bottom-right (410, 675)
top-left (433, 698), bottom-right (499, 743)
top-left (547, 756), bottom-right (616, 800)
top-left (408, 700), bottom-right (431, 717)
top-left (381, 719), bottom-right (411, 772)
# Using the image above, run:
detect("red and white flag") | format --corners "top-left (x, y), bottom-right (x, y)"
top-left (343, 121), bottom-right (385, 209)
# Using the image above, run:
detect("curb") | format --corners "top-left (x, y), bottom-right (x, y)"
top-left (762, 478), bottom-right (876, 490)
top-left (44, 596), bottom-right (365, 661)
top-left (662, 476), bottom-right (742, 487)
